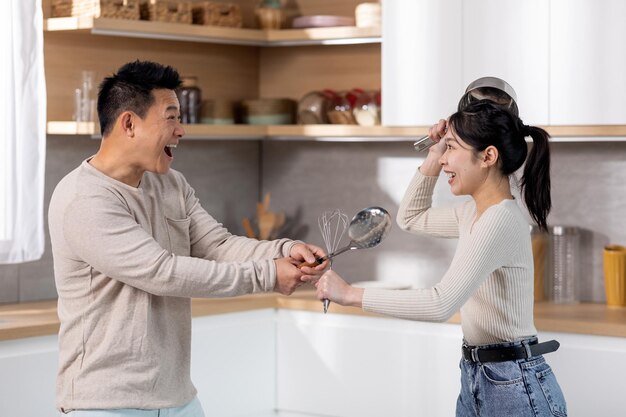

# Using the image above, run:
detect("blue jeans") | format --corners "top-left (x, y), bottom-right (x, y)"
top-left (456, 340), bottom-right (567, 417)
top-left (61, 397), bottom-right (205, 417)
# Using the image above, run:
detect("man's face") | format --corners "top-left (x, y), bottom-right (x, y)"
top-left (134, 89), bottom-right (185, 175)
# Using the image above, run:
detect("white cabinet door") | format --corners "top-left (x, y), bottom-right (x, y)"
top-left (276, 310), bottom-right (463, 417)
top-left (0, 335), bottom-right (58, 417)
top-left (382, 0), bottom-right (463, 126)
top-left (463, 0), bottom-right (550, 125)
top-left (539, 330), bottom-right (626, 417)
top-left (550, 0), bottom-right (626, 125)
top-left (191, 309), bottom-right (276, 417)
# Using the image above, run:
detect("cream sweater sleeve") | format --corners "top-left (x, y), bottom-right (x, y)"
top-left (397, 167), bottom-right (466, 238)
top-left (363, 203), bottom-right (520, 322)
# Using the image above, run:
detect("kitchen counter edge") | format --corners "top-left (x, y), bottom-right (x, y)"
top-left (0, 291), bottom-right (624, 341)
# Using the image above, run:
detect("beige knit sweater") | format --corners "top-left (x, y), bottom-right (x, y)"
top-left (48, 160), bottom-right (296, 410)
top-left (362, 168), bottom-right (537, 345)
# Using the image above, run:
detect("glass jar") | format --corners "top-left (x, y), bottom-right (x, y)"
top-left (547, 226), bottom-right (581, 303)
top-left (178, 76), bottom-right (202, 124)
top-left (297, 90), bottom-right (335, 124)
top-left (352, 89), bottom-right (381, 126)
top-left (327, 91), bottom-right (356, 124)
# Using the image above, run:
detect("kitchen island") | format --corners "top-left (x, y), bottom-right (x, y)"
top-left (1, 291), bottom-right (625, 417)
top-left (2, 290), bottom-right (626, 341)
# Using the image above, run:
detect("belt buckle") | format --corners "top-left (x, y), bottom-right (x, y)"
top-left (470, 347), bottom-right (480, 362)
top-left (463, 343), bottom-right (480, 362)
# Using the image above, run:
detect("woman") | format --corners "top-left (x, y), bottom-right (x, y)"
top-left (310, 101), bottom-right (567, 416)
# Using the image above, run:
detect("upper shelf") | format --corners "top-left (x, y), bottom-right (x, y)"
top-left (43, 17), bottom-right (382, 46)
top-left (47, 121), bottom-right (626, 142)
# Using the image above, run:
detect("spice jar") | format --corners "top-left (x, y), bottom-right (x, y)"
top-left (327, 91), bottom-right (357, 124)
top-left (177, 77), bottom-right (202, 124)
top-left (353, 89), bottom-right (381, 126)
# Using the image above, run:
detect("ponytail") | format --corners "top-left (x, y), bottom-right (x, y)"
top-left (521, 126), bottom-right (551, 231)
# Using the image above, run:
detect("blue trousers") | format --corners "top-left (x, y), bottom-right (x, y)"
top-left (456, 340), bottom-right (567, 417)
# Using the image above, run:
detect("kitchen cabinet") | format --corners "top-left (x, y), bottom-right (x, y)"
top-left (463, 0), bottom-right (549, 125)
top-left (550, 0), bottom-right (626, 125)
top-left (42, 1), bottom-right (626, 140)
top-left (382, 0), bottom-right (463, 126)
top-left (2, 304), bottom-right (626, 416)
top-left (0, 311), bottom-right (277, 417)
top-left (383, 0), bottom-right (549, 125)
top-left (190, 309), bottom-right (276, 417)
top-left (277, 311), bottom-right (626, 417)
top-left (276, 310), bottom-right (462, 417)
top-left (0, 335), bottom-right (57, 417)
top-left (539, 330), bottom-right (626, 417)
top-left (383, 0), bottom-right (626, 130)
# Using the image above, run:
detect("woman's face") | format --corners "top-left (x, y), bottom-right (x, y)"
top-left (438, 127), bottom-right (486, 196)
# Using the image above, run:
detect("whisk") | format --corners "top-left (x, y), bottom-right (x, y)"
top-left (317, 209), bottom-right (349, 313)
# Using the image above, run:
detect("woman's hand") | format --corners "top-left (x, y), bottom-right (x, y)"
top-left (420, 119), bottom-right (448, 176)
top-left (428, 119), bottom-right (448, 155)
top-left (313, 270), bottom-right (364, 308)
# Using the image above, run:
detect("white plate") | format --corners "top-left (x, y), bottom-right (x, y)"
top-left (352, 281), bottom-right (412, 290)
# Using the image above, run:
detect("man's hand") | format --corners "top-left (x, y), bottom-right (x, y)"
top-left (274, 257), bottom-right (304, 295)
top-left (289, 243), bottom-right (329, 284)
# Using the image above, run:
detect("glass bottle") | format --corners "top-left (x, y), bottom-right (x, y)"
top-left (178, 77), bottom-right (202, 124)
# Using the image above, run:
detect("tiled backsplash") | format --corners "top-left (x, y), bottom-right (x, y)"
top-left (1, 138), bottom-right (624, 304)
top-left (261, 141), bottom-right (626, 302)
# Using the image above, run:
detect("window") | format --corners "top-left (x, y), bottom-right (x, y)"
top-left (0, 0), bottom-right (46, 263)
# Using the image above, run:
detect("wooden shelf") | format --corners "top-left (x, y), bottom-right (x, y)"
top-left (47, 121), bottom-right (267, 140)
top-left (47, 121), bottom-right (98, 136)
top-left (44, 17), bottom-right (382, 46)
top-left (541, 125), bottom-right (626, 137)
top-left (47, 121), bottom-right (626, 142)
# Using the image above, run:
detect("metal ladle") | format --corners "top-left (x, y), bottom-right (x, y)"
top-left (300, 206), bottom-right (392, 312)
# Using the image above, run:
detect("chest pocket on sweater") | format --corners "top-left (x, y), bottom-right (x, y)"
top-left (165, 216), bottom-right (191, 256)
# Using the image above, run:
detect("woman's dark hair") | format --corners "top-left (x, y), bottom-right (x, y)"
top-left (448, 100), bottom-right (551, 231)
top-left (97, 60), bottom-right (182, 136)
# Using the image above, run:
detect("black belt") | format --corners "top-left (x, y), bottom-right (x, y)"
top-left (462, 339), bottom-right (560, 363)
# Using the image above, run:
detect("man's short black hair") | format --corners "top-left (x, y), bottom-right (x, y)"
top-left (97, 60), bottom-right (182, 136)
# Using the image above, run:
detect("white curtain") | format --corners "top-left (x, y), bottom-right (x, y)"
top-left (0, 0), bottom-right (46, 263)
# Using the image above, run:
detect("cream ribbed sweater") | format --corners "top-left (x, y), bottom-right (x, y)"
top-left (49, 160), bottom-right (296, 410)
top-left (362, 168), bottom-right (537, 345)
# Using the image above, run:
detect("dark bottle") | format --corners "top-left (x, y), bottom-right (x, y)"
top-left (177, 77), bottom-right (202, 124)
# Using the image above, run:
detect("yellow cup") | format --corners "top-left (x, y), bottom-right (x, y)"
top-left (604, 245), bottom-right (626, 307)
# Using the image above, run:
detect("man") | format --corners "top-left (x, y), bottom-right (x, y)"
top-left (49, 60), bottom-right (326, 416)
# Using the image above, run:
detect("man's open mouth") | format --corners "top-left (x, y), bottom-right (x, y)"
top-left (164, 144), bottom-right (177, 157)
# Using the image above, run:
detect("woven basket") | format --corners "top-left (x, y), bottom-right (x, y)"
top-left (191, 2), bottom-right (242, 28)
top-left (148, 0), bottom-right (192, 24)
top-left (51, 0), bottom-right (143, 20)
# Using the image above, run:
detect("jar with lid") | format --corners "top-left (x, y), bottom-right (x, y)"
top-left (327, 91), bottom-right (357, 124)
top-left (352, 89), bottom-right (381, 126)
top-left (547, 226), bottom-right (581, 303)
top-left (177, 77), bottom-right (202, 124)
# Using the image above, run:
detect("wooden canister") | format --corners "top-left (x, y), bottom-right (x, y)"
top-left (604, 245), bottom-right (626, 307)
